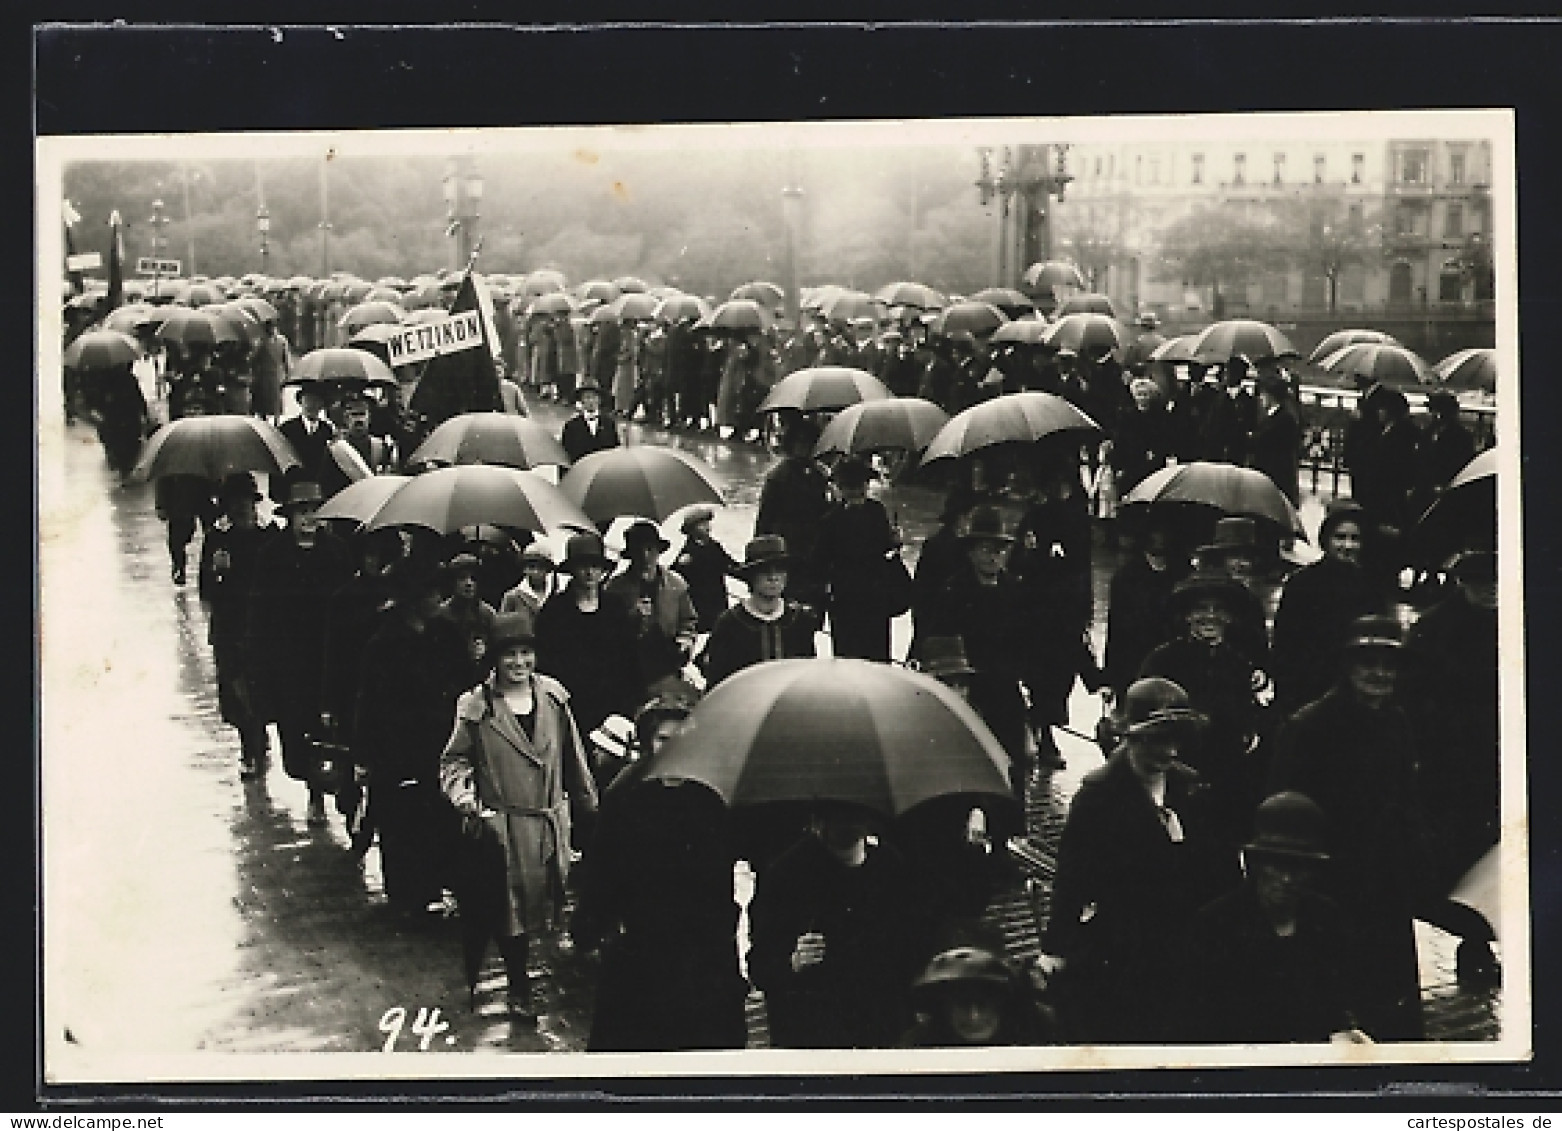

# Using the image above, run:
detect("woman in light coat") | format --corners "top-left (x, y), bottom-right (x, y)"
top-left (440, 613), bottom-right (599, 1024)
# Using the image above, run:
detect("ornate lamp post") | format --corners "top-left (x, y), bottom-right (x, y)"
top-left (444, 157), bottom-right (484, 268)
top-left (256, 205), bottom-right (271, 273)
top-left (148, 198), bottom-right (170, 297)
top-left (976, 143), bottom-right (1072, 289)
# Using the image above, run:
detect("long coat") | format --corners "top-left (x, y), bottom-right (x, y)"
top-left (1045, 750), bottom-right (1236, 1043)
top-left (1248, 403), bottom-right (1302, 506)
top-left (812, 497), bottom-right (900, 661)
top-left (603, 565), bottom-right (699, 657)
top-left (701, 600), bottom-right (819, 688)
top-left (271, 415), bottom-right (337, 504)
top-left (755, 457), bottom-right (833, 590)
top-left (533, 589), bottom-right (644, 737)
top-left (1103, 552), bottom-right (1185, 700)
top-left (560, 412), bottom-right (620, 465)
top-left (440, 675), bottom-right (597, 936)
top-left (197, 520), bottom-right (283, 727)
top-left (673, 535), bottom-right (739, 633)
top-left (246, 532), bottom-right (353, 725)
top-left (1270, 557), bottom-right (1383, 716)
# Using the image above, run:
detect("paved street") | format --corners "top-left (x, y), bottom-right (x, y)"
top-left (39, 396), bottom-right (1498, 1073)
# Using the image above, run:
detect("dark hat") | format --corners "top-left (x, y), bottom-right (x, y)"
top-left (218, 471), bottom-right (261, 503)
top-left (1449, 549), bottom-right (1497, 584)
top-left (832, 455), bottom-right (876, 488)
top-left (622, 519), bottom-right (671, 552)
top-left (281, 479), bottom-right (324, 511)
top-left (958, 504), bottom-right (1015, 546)
top-left (1343, 614), bottom-right (1405, 654)
top-left (573, 381), bottom-right (603, 401)
top-left (445, 552), bottom-right (481, 576)
top-left (912, 636), bottom-right (977, 681)
top-left (736, 534), bottom-right (792, 580)
top-left (1427, 389), bottom-right (1461, 416)
top-left (680, 506), bottom-right (716, 534)
top-left (911, 946), bottom-right (1015, 995)
top-left (1318, 498), bottom-right (1370, 544)
top-left (1117, 677), bottom-right (1205, 738)
top-left (1244, 791), bottom-right (1331, 862)
top-left (1196, 516), bottom-right (1257, 560)
top-left (519, 542), bottom-right (555, 567)
top-left (557, 532), bottom-right (612, 573)
top-left (490, 612), bottom-right (536, 651)
top-left (1172, 568), bottom-right (1248, 613)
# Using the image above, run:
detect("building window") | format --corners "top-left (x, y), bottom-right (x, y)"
top-left (1445, 202), bottom-right (1464, 238)
top-left (1233, 153), bottom-right (1246, 185)
top-left (1401, 149), bottom-right (1427, 183)
top-left (1314, 154), bottom-right (1326, 183)
top-left (1273, 152), bottom-right (1286, 184)
top-left (1439, 269), bottom-right (1463, 302)
top-left (1351, 153), bottom-right (1365, 184)
top-left (1450, 151), bottom-right (1466, 185)
top-left (1192, 153), bottom-right (1204, 184)
top-left (1394, 203), bottom-right (1417, 236)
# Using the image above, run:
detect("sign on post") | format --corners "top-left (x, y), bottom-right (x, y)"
top-left (135, 257), bottom-right (182, 276)
top-left (383, 310), bottom-right (485, 367)
top-left (65, 252), bottom-right (102, 272)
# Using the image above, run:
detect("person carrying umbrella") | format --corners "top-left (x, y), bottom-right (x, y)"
top-left (270, 385), bottom-right (338, 506)
top-left (197, 472), bottom-right (283, 781)
top-left (1266, 615), bottom-right (1436, 1040)
top-left (672, 507), bottom-right (739, 633)
top-left (250, 313), bottom-right (291, 423)
top-left (153, 399), bottom-right (220, 586)
top-left (87, 360), bottom-right (151, 482)
top-left (1246, 371), bottom-right (1302, 508)
top-left (747, 802), bottom-right (924, 1048)
top-left (559, 382), bottom-right (621, 465)
top-left (1108, 377), bottom-right (1175, 499)
top-left (755, 416), bottom-right (832, 609)
top-left (700, 535), bottom-right (821, 689)
top-left (248, 478), bottom-right (355, 826)
top-left (811, 457), bottom-right (904, 662)
top-left (439, 612), bottom-right (599, 1024)
top-left (1039, 677), bottom-right (1237, 1043)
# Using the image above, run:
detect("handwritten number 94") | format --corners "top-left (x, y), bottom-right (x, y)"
top-left (379, 1006), bottom-right (452, 1052)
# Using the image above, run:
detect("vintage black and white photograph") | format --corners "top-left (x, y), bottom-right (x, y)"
top-left (36, 106), bottom-right (1526, 1084)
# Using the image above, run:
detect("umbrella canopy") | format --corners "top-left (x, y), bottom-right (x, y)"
top-left (654, 294), bottom-right (712, 324)
top-left (409, 412), bottom-right (572, 471)
top-left (970, 287), bottom-right (1037, 319)
top-left (1321, 343), bottom-right (1435, 388)
top-left (1192, 319), bottom-right (1298, 365)
top-left (286, 274), bottom-right (315, 290)
top-left (326, 438), bottom-right (372, 485)
top-left (643, 658), bottom-right (1014, 818)
top-left (341, 280), bottom-right (373, 304)
top-left (375, 276), bottom-right (409, 290)
top-left (1122, 331), bottom-right (1168, 369)
top-left (579, 280), bottom-right (621, 304)
top-left (1022, 261), bottom-right (1086, 290)
top-left (612, 276), bottom-right (650, 294)
top-left (559, 446), bottom-right (725, 524)
top-left (1413, 447), bottom-right (1497, 565)
top-left (609, 292), bottom-right (661, 321)
top-left (874, 281), bottom-right (947, 311)
top-left (526, 292), bottom-right (575, 317)
top-left (362, 286), bottom-right (403, 304)
top-left (757, 366), bottom-right (891, 414)
top-left (1055, 292), bottom-right (1119, 318)
top-left (131, 415), bottom-right (301, 482)
top-left (989, 320), bottom-right (1053, 346)
top-left (338, 300), bottom-right (404, 334)
top-left (175, 283), bottom-right (224, 308)
top-left (703, 299), bottom-right (773, 334)
top-left (801, 284), bottom-right (849, 312)
top-left (345, 322), bottom-right (402, 366)
top-left (288, 347), bottom-right (398, 387)
top-left (207, 303), bottom-right (264, 346)
top-left (233, 296), bottom-right (279, 324)
top-left (365, 465), bottom-right (592, 537)
top-left (155, 307), bottom-right (243, 349)
top-left (588, 303), bottom-right (623, 325)
top-left (102, 305), bottom-right (165, 334)
top-left (814, 397), bottom-right (949, 457)
top-left (1307, 328), bottom-right (1400, 363)
top-left (1149, 334), bottom-right (1200, 364)
top-left (63, 329), bottom-right (142, 370)
top-left (314, 474), bottom-right (411, 524)
top-left (819, 290), bottom-right (881, 324)
top-left (1435, 347), bottom-right (1498, 392)
top-left (1120, 460), bottom-right (1306, 538)
top-left (1046, 312), bottom-right (1128, 356)
top-left (730, 281), bottom-right (785, 307)
top-left (930, 301), bottom-right (1009, 339)
top-left (921, 391), bottom-right (1100, 465)
top-left (519, 270), bottom-right (567, 298)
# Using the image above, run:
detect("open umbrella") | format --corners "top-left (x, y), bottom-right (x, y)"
top-left (345, 324), bottom-right (402, 367)
top-left (314, 474), bottom-right (410, 524)
top-left (1122, 331), bottom-right (1168, 370)
top-left (1413, 447), bottom-right (1497, 566)
top-left (155, 308), bottom-right (243, 350)
top-left (801, 284), bottom-right (849, 312)
top-left (1056, 292), bottom-right (1119, 318)
top-left (525, 292), bottom-right (575, 317)
top-left (326, 438), bottom-right (372, 485)
top-left (654, 294), bottom-right (712, 324)
top-left (131, 415), bottom-right (301, 482)
top-left (341, 280), bottom-right (374, 304)
top-left (1192, 319), bottom-right (1297, 365)
top-left (175, 282), bottom-right (224, 308)
top-left (409, 412), bottom-right (572, 471)
top-left (102, 305), bottom-right (165, 334)
top-left (338, 300), bottom-right (404, 335)
top-left (404, 308), bottom-right (447, 326)
top-left (757, 366), bottom-right (891, 414)
top-left (1120, 460), bottom-right (1306, 538)
top-left (233, 296), bottom-right (279, 324)
top-left (362, 286), bottom-right (403, 304)
top-left (702, 299), bottom-right (773, 334)
top-left (559, 446), bottom-right (724, 525)
top-left (730, 281), bottom-right (785, 307)
top-left (989, 320), bottom-right (1053, 346)
top-left (874, 281), bottom-right (947, 311)
top-left (921, 391), bottom-right (1100, 466)
top-left (819, 290), bottom-right (881, 325)
top-left (929, 301), bottom-right (1009, 339)
top-left (1308, 328), bottom-right (1400, 363)
top-left (288, 347), bottom-right (398, 388)
top-left (643, 658), bottom-right (1014, 818)
top-left (519, 270), bottom-right (567, 298)
top-left (612, 276), bottom-right (650, 294)
top-left (365, 465), bottom-right (592, 537)
top-left (1435, 348), bottom-right (1498, 393)
top-left (579, 280), bottom-right (621, 304)
top-left (814, 397), bottom-right (949, 457)
top-left (1321, 343), bottom-right (1435, 388)
top-left (1022, 261), bottom-right (1086, 290)
top-left (375, 276), bottom-right (409, 290)
top-left (208, 303), bottom-right (264, 347)
top-left (970, 287), bottom-right (1037, 320)
top-left (609, 292), bottom-right (661, 321)
top-left (63, 329), bottom-right (141, 370)
top-left (1149, 334), bottom-right (1200, 364)
top-left (1046, 312), bottom-right (1128, 356)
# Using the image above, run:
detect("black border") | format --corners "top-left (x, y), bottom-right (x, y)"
top-left (21, 16), bottom-right (1562, 1109)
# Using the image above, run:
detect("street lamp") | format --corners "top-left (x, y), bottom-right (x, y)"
top-left (148, 198), bottom-right (170, 296)
top-left (444, 157), bottom-right (483, 268)
top-left (256, 205), bottom-right (271, 272)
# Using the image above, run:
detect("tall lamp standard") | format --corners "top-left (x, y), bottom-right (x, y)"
top-left (257, 205), bottom-right (271, 274)
top-left (318, 154), bottom-right (332, 277)
top-left (148, 198), bottom-right (170, 298)
top-left (443, 156), bottom-right (484, 269)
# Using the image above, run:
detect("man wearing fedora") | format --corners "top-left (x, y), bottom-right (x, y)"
top-left (701, 535), bottom-right (820, 689)
top-left (1042, 677), bottom-right (1236, 1043)
top-left (1178, 791), bottom-right (1371, 1045)
top-left (270, 385), bottom-right (337, 507)
top-left (559, 382), bottom-right (621, 465)
top-left (1268, 615), bottom-right (1434, 1040)
top-left (247, 479), bottom-right (354, 819)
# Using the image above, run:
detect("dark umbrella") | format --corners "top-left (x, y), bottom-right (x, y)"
top-left (970, 287), bottom-right (1037, 320)
top-left (1320, 343), bottom-right (1435, 388)
top-left (345, 324), bottom-right (400, 367)
top-left (1413, 447), bottom-right (1497, 565)
top-left (1434, 348), bottom-right (1497, 393)
top-left (730, 281), bottom-right (785, 308)
top-left (1046, 312), bottom-right (1128, 356)
top-left (579, 280), bottom-right (621, 304)
top-left (559, 446), bottom-right (724, 524)
top-left (1055, 292), bottom-right (1119, 318)
top-left (63, 329), bottom-right (141, 370)
top-left (288, 347), bottom-right (398, 387)
top-left (341, 280), bottom-right (374, 304)
top-left (929, 301), bottom-right (1009, 339)
top-left (702, 299), bottom-right (773, 334)
top-left (338, 300), bottom-right (405, 334)
top-left (155, 308), bottom-right (243, 350)
top-left (654, 294), bottom-right (712, 323)
top-left (612, 276), bottom-right (650, 294)
top-left (642, 659), bottom-right (1014, 818)
top-left (1308, 328), bottom-right (1400, 363)
top-left (874, 281), bottom-right (947, 311)
top-left (988, 320), bottom-right (1053, 346)
top-left (314, 474), bottom-right (411, 525)
top-left (1120, 460), bottom-right (1306, 538)
top-left (208, 304), bottom-right (264, 347)
top-left (820, 290), bottom-right (882, 325)
top-left (131, 415), bottom-right (301, 482)
top-left (1022, 261), bottom-right (1086, 290)
top-left (1192, 319), bottom-right (1298, 365)
top-left (1149, 334), bottom-right (1200, 364)
top-left (814, 397), bottom-right (949, 457)
top-left (365, 465), bottom-right (592, 537)
top-left (175, 283), bottom-right (224, 308)
top-left (609, 292), bottom-right (661, 321)
top-left (409, 412), bottom-right (572, 471)
top-left (102, 306), bottom-right (165, 335)
top-left (758, 366), bottom-right (891, 414)
top-left (525, 292), bottom-right (575, 317)
top-left (234, 296), bottom-right (279, 324)
top-left (921, 391), bottom-right (1100, 466)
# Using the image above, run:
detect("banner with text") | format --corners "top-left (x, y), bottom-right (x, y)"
top-left (135, 257), bottom-right (182, 276)
top-left (384, 310), bottom-right (485, 367)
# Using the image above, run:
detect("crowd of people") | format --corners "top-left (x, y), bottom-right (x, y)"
top-left (60, 266), bottom-right (1500, 1052)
